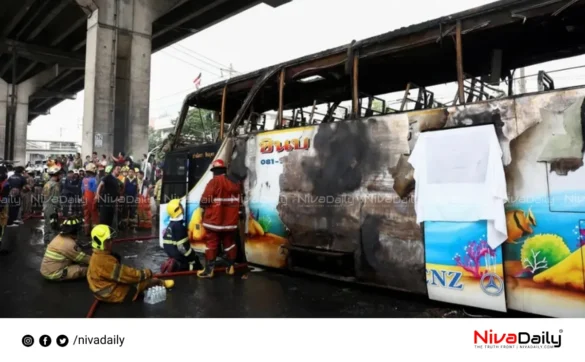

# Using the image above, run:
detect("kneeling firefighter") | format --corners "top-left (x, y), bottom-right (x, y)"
top-left (40, 217), bottom-right (90, 281)
top-left (198, 159), bottom-right (241, 278)
top-left (161, 199), bottom-right (203, 273)
top-left (87, 224), bottom-right (174, 303)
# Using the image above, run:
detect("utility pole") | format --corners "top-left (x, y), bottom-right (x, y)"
top-left (519, 67), bottom-right (527, 94)
top-left (220, 63), bottom-right (236, 79)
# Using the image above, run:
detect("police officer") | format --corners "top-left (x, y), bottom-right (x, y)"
top-left (161, 199), bottom-right (203, 273)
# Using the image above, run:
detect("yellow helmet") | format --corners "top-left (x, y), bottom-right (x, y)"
top-left (166, 199), bottom-right (183, 219)
top-left (91, 224), bottom-right (113, 250)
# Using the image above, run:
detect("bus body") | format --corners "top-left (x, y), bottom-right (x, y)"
top-left (160, 0), bottom-right (585, 317)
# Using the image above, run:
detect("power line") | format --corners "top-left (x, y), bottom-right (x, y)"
top-left (174, 44), bottom-right (232, 70)
top-left (514, 64), bottom-right (585, 80)
top-left (170, 45), bottom-right (228, 74)
top-left (161, 50), bottom-right (223, 78)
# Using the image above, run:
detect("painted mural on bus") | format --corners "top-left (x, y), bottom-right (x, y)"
top-left (160, 86), bottom-right (585, 317)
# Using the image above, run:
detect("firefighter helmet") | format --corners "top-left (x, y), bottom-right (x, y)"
top-left (61, 217), bottom-right (82, 236)
top-left (47, 166), bottom-right (61, 176)
top-left (166, 199), bottom-right (183, 219)
top-left (85, 163), bottom-right (97, 173)
top-left (91, 224), bottom-right (114, 250)
top-left (211, 159), bottom-right (226, 170)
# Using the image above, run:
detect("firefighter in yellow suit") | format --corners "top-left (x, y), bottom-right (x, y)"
top-left (87, 224), bottom-right (175, 303)
top-left (40, 217), bottom-right (90, 281)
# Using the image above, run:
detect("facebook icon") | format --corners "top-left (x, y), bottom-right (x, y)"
top-left (39, 335), bottom-right (52, 347)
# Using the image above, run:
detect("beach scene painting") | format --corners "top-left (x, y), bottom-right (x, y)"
top-left (503, 199), bottom-right (585, 317)
top-left (424, 220), bottom-right (507, 312)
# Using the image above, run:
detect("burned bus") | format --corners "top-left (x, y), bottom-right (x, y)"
top-left (161, 0), bottom-right (585, 317)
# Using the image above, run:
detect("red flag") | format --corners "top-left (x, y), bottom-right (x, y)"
top-left (193, 73), bottom-right (202, 89)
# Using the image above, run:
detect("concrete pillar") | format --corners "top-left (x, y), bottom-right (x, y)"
top-left (0, 66), bottom-right (63, 164)
top-left (0, 78), bottom-right (8, 159)
top-left (80, 0), bottom-right (179, 161)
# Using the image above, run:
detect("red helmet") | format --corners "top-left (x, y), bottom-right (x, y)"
top-left (211, 159), bottom-right (226, 169)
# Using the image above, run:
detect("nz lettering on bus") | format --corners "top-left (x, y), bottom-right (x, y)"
top-left (426, 269), bottom-right (464, 290)
top-left (260, 137), bottom-right (310, 154)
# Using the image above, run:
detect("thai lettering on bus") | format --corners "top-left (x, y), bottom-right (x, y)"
top-left (260, 137), bottom-right (310, 154)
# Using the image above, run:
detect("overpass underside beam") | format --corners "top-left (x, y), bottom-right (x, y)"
top-left (1, 66), bottom-right (63, 163)
top-left (81, 0), bottom-right (180, 159)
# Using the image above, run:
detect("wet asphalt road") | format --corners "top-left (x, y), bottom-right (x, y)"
top-left (0, 219), bottom-right (531, 318)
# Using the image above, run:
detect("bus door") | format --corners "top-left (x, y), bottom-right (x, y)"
top-left (188, 143), bottom-right (221, 190)
top-left (159, 152), bottom-right (189, 244)
top-left (187, 142), bottom-right (246, 263)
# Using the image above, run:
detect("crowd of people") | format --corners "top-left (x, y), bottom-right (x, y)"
top-left (34, 157), bottom-right (242, 304)
top-left (0, 152), bottom-right (164, 248)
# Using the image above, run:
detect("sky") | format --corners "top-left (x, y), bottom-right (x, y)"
top-left (26, 0), bottom-right (585, 143)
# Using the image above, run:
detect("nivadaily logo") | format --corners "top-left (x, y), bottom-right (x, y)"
top-left (474, 329), bottom-right (562, 349)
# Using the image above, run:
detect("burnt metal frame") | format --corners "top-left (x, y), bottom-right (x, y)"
top-left (173, 0), bottom-right (585, 146)
top-left (538, 71), bottom-right (555, 91)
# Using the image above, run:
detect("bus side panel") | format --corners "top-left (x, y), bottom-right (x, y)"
top-left (414, 101), bottom-right (517, 312)
top-left (244, 116), bottom-right (430, 294)
top-left (425, 221), bottom-right (507, 313)
top-left (504, 89), bottom-right (585, 317)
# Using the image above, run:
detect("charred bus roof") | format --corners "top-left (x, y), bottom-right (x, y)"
top-left (184, 0), bottom-right (585, 118)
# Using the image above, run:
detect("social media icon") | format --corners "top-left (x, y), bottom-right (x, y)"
top-left (56, 335), bottom-right (69, 347)
top-left (22, 335), bottom-right (34, 347)
top-left (39, 335), bottom-right (52, 347)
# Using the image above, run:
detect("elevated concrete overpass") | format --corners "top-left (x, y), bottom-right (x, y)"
top-left (0, 0), bottom-right (291, 164)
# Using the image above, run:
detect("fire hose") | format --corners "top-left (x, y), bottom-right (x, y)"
top-left (85, 263), bottom-right (248, 318)
top-left (85, 235), bottom-right (248, 318)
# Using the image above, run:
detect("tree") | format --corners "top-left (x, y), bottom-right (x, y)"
top-left (172, 108), bottom-right (221, 143)
top-left (372, 99), bottom-right (384, 114)
top-left (156, 107), bottom-right (223, 162)
top-left (148, 126), bottom-right (163, 151)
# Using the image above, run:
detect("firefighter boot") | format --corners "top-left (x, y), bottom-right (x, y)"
top-left (226, 260), bottom-right (235, 275)
top-left (188, 259), bottom-right (204, 271)
top-left (197, 260), bottom-right (215, 278)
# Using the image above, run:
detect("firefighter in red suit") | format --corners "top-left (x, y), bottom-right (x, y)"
top-left (197, 159), bottom-right (241, 278)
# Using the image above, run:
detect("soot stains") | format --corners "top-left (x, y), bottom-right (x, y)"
top-left (581, 98), bottom-right (585, 153)
top-left (303, 119), bottom-right (389, 196)
top-left (228, 138), bottom-right (248, 182)
top-left (451, 107), bottom-right (505, 140)
top-left (360, 214), bottom-right (382, 271)
top-left (549, 158), bottom-right (584, 176)
top-left (392, 154), bottom-right (415, 199)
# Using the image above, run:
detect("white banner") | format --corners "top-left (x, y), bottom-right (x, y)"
top-left (0, 318), bottom-right (579, 360)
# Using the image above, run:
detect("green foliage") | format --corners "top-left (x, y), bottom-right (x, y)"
top-left (371, 99), bottom-right (384, 114)
top-left (154, 107), bottom-right (223, 162)
top-left (520, 234), bottom-right (571, 274)
top-left (258, 216), bottom-right (272, 233)
top-left (148, 127), bottom-right (163, 151)
top-left (171, 108), bottom-right (221, 142)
